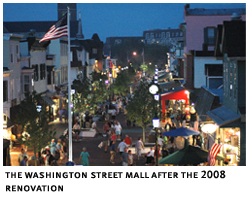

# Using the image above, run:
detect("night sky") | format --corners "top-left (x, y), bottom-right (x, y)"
top-left (3, 2), bottom-right (246, 42)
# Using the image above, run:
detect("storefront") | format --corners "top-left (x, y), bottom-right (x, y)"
top-left (218, 127), bottom-right (240, 166)
top-left (207, 105), bottom-right (245, 166)
top-left (161, 87), bottom-right (189, 122)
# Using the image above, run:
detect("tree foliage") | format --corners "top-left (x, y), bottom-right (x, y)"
top-left (126, 80), bottom-right (158, 143)
top-left (15, 91), bottom-right (56, 166)
top-left (113, 69), bottom-right (135, 97)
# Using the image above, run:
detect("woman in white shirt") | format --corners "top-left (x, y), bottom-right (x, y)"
top-left (114, 120), bottom-right (122, 141)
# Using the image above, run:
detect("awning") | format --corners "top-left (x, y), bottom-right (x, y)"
top-left (42, 96), bottom-right (55, 105)
top-left (161, 87), bottom-right (189, 104)
top-left (195, 86), bottom-right (221, 121)
top-left (159, 80), bottom-right (181, 91)
top-left (206, 105), bottom-right (241, 126)
top-left (158, 73), bottom-right (170, 81)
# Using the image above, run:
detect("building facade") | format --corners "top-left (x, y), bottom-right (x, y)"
top-left (181, 4), bottom-right (246, 90)
top-left (143, 28), bottom-right (184, 45)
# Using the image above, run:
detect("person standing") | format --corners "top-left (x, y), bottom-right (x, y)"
top-left (20, 156), bottom-right (28, 166)
top-left (114, 120), bottom-right (122, 141)
top-left (62, 141), bottom-right (68, 163)
top-left (124, 135), bottom-right (132, 147)
top-left (49, 139), bottom-right (56, 157)
top-left (128, 150), bottom-right (134, 166)
top-left (110, 140), bottom-right (116, 164)
top-left (117, 139), bottom-right (128, 155)
top-left (135, 137), bottom-right (144, 160)
top-left (103, 121), bottom-right (110, 135)
top-left (79, 147), bottom-right (90, 166)
top-left (120, 147), bottom-right (129, 166)
top-left (111, 108), bottom-right (117, 121)
top-left (102, 130), bottom-right (109, 153)
top-left (45, 150), bottom-right (55, 166)
top-left (73, 122), bottom-right (81, 142)
top-left (145, 147), bottom-right (155, 165)
top-left (18, 149), bottom-right (28, 166)
top-left (110, 129), bottom-right (117, 142)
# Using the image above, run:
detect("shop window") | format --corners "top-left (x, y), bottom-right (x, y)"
top-left (220, 127), bottom-right (240, 166)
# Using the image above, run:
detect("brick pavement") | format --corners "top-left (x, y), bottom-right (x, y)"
top-left (9, 111), bottom-right (153, 166)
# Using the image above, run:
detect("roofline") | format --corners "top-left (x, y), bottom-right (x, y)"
top-left (3, 33), bottom-right (23, 40)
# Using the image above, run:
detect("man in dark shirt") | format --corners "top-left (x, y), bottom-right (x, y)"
top-left (102, 130), bottom-right (109, 153)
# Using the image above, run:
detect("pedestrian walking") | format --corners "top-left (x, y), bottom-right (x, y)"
top-left (120, 147), bottom-right (129, 166)
top-left (102, 130), bottom-right (109, 153)
top-left (110, 140), bottom-right (116, 164)
top-left (18, 148), bottom-right (28, 166)
top-left (79, 147), bottom-right (90, 166)
top-left (135, 137), bottom-right (144, 159)
top-left (114, 120), bottom-right (122, 141)
top-left (103, 121), bottom-right (110, 135)
top-left (49, 139), bottom-right (56, 157)
top-left (117, 139), bottom-right (128, 155)
top-left (111, 108), bottom-right (117, 121)
top-left (110, 129), bottom-right (117, 141)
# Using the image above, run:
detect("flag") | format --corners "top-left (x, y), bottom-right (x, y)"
top-left (208, 143), bottom-right (222, 166)
top-left (39, 13), bottom-right (68, 43)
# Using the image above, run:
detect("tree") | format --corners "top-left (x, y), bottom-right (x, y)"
top-left (113, 69), bottom-right (135, 96)
top-left (15, 91), bottom-right (56, 166)
top-left (126, 80), bottom-right (158, 143)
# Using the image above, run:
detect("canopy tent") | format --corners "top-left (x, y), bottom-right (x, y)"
top-left (160, 87), bottom-right (189, 122)
top-left (159, 139), bottom-right (224, 165)
top-left (162, 127), bottom-right (200, 137)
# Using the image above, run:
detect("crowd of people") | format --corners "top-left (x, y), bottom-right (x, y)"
top-left (17, 92), bottom-right (195, 166)
top-left (17, 138), bottom-right (68, 166)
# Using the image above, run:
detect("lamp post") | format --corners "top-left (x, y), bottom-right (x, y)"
top-left (152, 114), bottom-right (160, 166)
top-left (149, 65), bottom-right (160, 165)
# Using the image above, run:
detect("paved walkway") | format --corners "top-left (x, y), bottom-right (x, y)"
top-left (9, 111), bottom-right (155, 166)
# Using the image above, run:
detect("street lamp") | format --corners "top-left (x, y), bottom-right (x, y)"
top-left (149, 64), bottom-right (160, 166)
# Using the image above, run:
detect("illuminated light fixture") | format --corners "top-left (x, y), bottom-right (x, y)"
top-left (70, 104), bottom-right (73, 108)
top-left (201, 124), bottom-right (218, 134)
top-left (105, 80), bottom-right (109, 84)
top-left (133, 52), bottom-right (137, 56)
top-left (109, 73), bottom-right (112, 77)
top-left (154, 94), bottom-right (159, 101)
top-left (36, 105), bottom-right (42, 113)
top-left (149, 84), bottom-right (159, 95)
top-left (152, 117), bottom-right (160, 128)
top-left (71, 89), bottom-right (75, 95)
